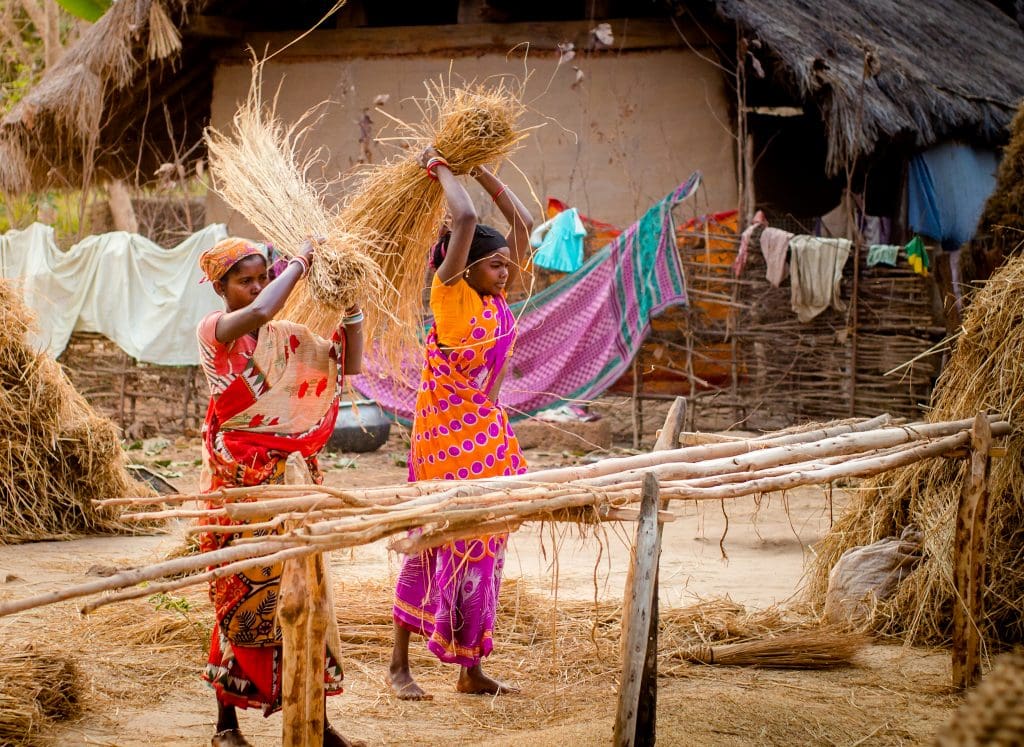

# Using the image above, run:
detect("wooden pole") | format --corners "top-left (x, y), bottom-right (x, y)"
top-left (634, 397), bottom-right (687, 745)
top-left (614, 472), bottom-right (662, 747)
top-left (279, 455), bottom-right (328, 746)
top-left (952, 412), bottom-right (993, 690)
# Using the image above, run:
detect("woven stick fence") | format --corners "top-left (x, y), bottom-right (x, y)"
top-left (0, 414), bottom-right (1006, 621)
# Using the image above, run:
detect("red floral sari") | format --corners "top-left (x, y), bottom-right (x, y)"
top-left (196, 312), bottom-right (345, 714)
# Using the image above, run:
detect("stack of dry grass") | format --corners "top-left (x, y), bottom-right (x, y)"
top-left (0, 647), bottom-right (80, 745)
top-left (968, 100), bottom-right (1024, 281)
top-left (808, 254), bottom-right (1024, 647)
top-left (0, 279), bottom-right (151, 543)
top-left (208, 64), bottom-right (528, 368)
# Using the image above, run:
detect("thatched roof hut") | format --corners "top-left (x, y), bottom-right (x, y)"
top-left (703, 0), bottom-right (1024, 174)
top-left (2, 0), bottom-right (1023, 194)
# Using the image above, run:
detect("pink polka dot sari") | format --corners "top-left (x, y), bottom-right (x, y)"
top-left (393, 277), bottom-right (527, 667)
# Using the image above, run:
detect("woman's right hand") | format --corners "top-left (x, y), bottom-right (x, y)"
top-left (299, 237), bottom-right (323, 264)
top-left (418, 145), bottom-right (443, 169)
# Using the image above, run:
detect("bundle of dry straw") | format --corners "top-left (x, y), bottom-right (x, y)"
top-left (0, 647), bottom-right (80, 744)
top-left (210, 66), bottom-right (529, 370)
top-left (206, 62), bottom-right (386, 316)
top-left (808, 254), bottom-right (1024, 647)
top-left (0, 279), bottom-right (151, 543)
top-left (326, 79), bottom-right (529, 367)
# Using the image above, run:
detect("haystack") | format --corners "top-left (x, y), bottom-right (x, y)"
top-left (966, 98), bottom-right (1024, 283)
top-left (0, 647), bottom-right (80, 745)
top-left (807, 254), bottom-right (1024, 647)
top-left (0, 279), bottom-right (152, 543)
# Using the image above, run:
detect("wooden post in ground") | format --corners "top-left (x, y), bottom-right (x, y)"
top-left (279, 455), bottom-right (330, 746)
top-left (951, 412), bottom-right (992, 691)
top-left (631, 397), bottom-right (686, 745)
top-left (614, 470), bottom-right (664, 746)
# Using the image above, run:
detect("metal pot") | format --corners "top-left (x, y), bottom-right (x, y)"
top-left (327, 399), bottom-right (391, 453)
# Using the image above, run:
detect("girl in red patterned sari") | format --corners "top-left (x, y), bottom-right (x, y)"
top-left (195, 237), bottom-right (364, 747)
top-left (388, 147), bottom-right (534, 700)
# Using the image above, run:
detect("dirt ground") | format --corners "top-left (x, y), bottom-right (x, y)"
top-left (0, 427), bottom-right (960, 746)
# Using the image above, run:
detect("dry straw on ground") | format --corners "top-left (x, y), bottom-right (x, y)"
top-left (807, 254), bottom-right (1024, 647)
top-left (206, 61), bottom-right (386, 317)
top-left (0, 279), bottom-right (151, 543)
top-left (0, 647), bottom-right (80, 745)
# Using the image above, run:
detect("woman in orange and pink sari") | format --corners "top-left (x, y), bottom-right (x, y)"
top-left (195, 237), bottom-right (364, 747)
top-left (388, 147), bottom-right (534, 700)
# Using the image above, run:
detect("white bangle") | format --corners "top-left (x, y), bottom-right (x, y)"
top-left (342, 310), bottom-right (364, 326)
top-left (288, 256), bottom-right (309, 278)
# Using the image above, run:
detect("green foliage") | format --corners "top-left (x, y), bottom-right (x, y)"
top-left (0, 191), bottom-right (83, 246)
top-left (54, 0), bottom-right (110, 22)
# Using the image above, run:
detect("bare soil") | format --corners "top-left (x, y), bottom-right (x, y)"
top-left (0, 428), bottom-right (959, 745)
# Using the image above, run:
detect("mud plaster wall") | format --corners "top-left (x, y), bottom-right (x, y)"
top-left (206, 49), bottom-right (737, 233)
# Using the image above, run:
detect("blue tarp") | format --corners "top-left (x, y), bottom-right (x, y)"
top-left (908, 143), bottom-right (998, 251)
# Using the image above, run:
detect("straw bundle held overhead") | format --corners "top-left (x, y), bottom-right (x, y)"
top-left (808, 253), bottom-right (1024, 648)
top-left (293, 78), bottom-right (529, 354)
top-left (0, 279), bottom-right (151, 543)
top-left (0, 648), bottom-right (80, 745)
top-left (205, 62), bottom-right (386, 317)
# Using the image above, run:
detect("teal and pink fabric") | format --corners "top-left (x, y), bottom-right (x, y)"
top-left (355, 172), bottom-right (699, 421)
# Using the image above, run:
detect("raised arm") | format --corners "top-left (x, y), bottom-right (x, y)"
top-left (424, 147), bottom-right (478, 285)
top-left (472, 166), bottom-right (534, 267)
top-left (214, 240), bottom-right (316, 344)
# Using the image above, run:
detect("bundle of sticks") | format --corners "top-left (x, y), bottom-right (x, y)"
top-left (0, 414), bottom-right (1006, 620)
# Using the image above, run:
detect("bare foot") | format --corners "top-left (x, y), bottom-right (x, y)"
top-left (324, 724), bottom-right (366, 747)
top-left (211, 728), bottom-right (253, 747)
top-left (387, 666), bottom-right (434, 701)
top-left (456, 665), bottom-right (519, 695)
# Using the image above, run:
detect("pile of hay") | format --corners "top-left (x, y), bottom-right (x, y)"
top-left (0, 279), bottom-right (151, 543)
top-left (207, 63), bottom-right (529, 367)
top-left (0, 647), bottom-right (80, 745)
top-left (967, 99), bottom-right (1024, 282)
top-left (807, 253), bottom-right (1024, 647)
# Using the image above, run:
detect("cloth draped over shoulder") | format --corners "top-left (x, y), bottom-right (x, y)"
top-left (196, 312), bottom-right (345, 714)
top-left (393, 274), bottom-right (527, 667)
top-left (356, 172), bottom-right (700, 421)
top-left (0, 222), bottom-right (226, 363)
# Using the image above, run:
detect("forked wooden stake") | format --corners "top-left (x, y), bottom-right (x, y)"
top-left (279, 455), bottom-right (330, 746)
top-left (614, 472), bottom-right (662, 747)
top-left (952, 412), bottom-right (993, 690)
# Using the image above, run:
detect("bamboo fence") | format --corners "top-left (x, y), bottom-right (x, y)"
top-left (637, 221), bottom-right (942, 428)
top-left (0, 414), bottom-right (1005, 620)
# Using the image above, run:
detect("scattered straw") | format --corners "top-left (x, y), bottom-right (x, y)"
top-left (0, 646), bottom-right (80, 744)
top-left (205, 61), bottom-right (387, 318)
top-left (0, 279), bottom-right (153, 543)
top-left (808, 253), bottom-right (1024, 647)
